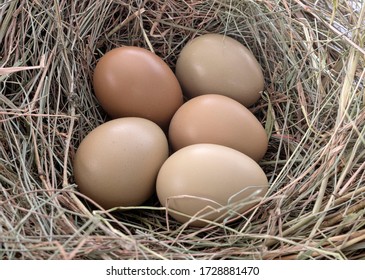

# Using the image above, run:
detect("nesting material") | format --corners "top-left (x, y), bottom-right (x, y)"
top-left (1, 0), bottom-right (365, 260)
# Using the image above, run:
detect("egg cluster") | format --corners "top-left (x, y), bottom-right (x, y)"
top-left (73, 34), bottom-right (269, 227)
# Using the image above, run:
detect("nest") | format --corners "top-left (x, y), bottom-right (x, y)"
top-left (1, 0), bottom-right (365, 260)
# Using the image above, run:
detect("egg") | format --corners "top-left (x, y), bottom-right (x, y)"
top-left (175, 33), bottom-right (264, 107)
top-left (156, 144), bottom-right (268, 227)
top-left (73, 117), bottom-right (169, 209)
top-left (93, 46), bottom-right (183, 130)
top-left (168, 94), bottom-right (268, 162)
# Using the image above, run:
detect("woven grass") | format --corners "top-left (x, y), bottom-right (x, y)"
top-left (1, 0), bottom-right (365, 259)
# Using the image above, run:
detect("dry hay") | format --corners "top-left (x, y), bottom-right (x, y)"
top-left (1, 0), bottom-right (365, 259)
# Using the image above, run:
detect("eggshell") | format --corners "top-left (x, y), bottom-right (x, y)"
top-left (175, 33), bottom-right (264, 107)
top-left (93, 46), bottom-right (183, 129)
top-left (73, 117), bottom-right (169, 209)
top-left (156, 144), bottom-right (268, 227)
top-left (168, 94), bottom-right (268, 162)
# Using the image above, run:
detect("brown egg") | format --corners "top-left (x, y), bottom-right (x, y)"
top-left (93, 46), bottom-right (183, 130)
top-left (168, 94), bottom-right (268, 162)
top-left (175, 33), bottom-right (264, 107)
top-left (73, 117), bottom-right (169, 209)
top-left (157, 144), bottom-right (268, 227)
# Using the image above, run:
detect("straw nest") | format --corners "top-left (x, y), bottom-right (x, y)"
top-left (1, 0), bottom-right (365, 260)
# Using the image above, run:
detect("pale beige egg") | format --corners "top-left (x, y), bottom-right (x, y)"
top-left (74, 117), bottom-right (169, 209)
top-left (156, 144), bottom-right (268, 227)
top-left (176, 33), bottom-right (264, 107)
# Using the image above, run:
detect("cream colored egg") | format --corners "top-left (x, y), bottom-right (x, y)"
top-left (73, 117), bottom-right (169, 209)
top-left (176, 33), bottom-right (264, 107)
top-left (156, 144), bottom-right (268, 227)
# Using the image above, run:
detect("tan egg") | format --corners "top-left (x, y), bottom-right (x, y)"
top-left (73, 117), bottom-right (169, 209)
top-left (156, 144), bottom-right (268, 227)
top-left (175, 33), bottom-right (264, 107)
top-left (168, 94), bottom-right (268, 162)
top-left (93, 46), bottom-right (183, 130)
